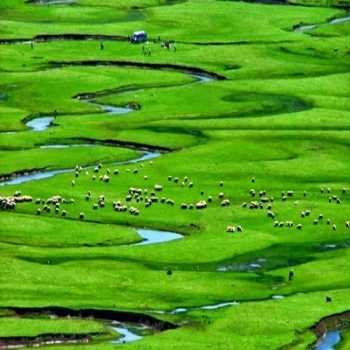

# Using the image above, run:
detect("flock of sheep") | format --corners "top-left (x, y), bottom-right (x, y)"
top-left (0, 191), bottom-right (33, 210)
top-left (241, 182), bottom-right (350, 233)
top-left (1, 161), bottom-right (350, 239)
top-left (0, 160), bottom-right (240, 234)
top-left (68, 161), bottom-right (236, 222)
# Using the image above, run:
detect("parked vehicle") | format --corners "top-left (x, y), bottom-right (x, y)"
top-left (130, 31), bottom-right (148, 43)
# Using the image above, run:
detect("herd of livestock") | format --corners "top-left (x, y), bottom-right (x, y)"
top-left (1, 160), bottom-right (350, 238)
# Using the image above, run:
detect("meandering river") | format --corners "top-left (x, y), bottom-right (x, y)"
top-left (294, 13), bottom-right (350, 33)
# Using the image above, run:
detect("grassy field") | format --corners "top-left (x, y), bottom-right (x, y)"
top-left (0, 0), bottom-right (350, 349)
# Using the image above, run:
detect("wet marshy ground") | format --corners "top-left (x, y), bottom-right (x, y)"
top-left (0, 306), bottom-right (176, 349)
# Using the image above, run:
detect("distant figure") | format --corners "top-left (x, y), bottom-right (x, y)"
top-left (167, 269), bottom-right (172, 276)
top-left (144, 42), bottom-right (151, 56)
top-left (288, 270), bottom-right (294, 281)
top-left (100, 41), bottom-right (104, 50)
top-left (142, 45), bottom-right (150, 56)
top-left (30, 41), bottom-right (34, 49)
top-left (173, 44), bottom-right (176, 52)
top-left (326, 296), bottom-right (332, 303)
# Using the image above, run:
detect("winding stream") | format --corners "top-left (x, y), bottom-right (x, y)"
top-left (162, 301), bottom-right (239, 315)
top-left (99, 105), bottom-right (133, 115)
top-left (294, 13), bottom-right (350, 33)
top-left (1, 7), bottom-right (350, 349)
top-left (0, 321), bottom-right (147, 349)
top-left (152, 293), bottom-right (287, 316)
top-left (136, 228), bottom-right (183, 246)
top-left (0, 70), bottom-right (213, 187)
top-left (25, 116), bottom-right (54, 131)
top-left (329, 15), bottom-right (350, 25)
top-left (217, 258), bottom-right (267, 272)
top-left (30, 0), bottom-right (77, 4)
top-left (0, 68), bottom-right (219, 347)
top-left (0, 151), bottom-right (161, 186)
top-left (111, 324), bottom-right (144, 344)
top-left (0, 322), bottom-right (147, 349)
top-left (0, 306), bottom-right (175, 349)
top-left (22, 101), bottom-right (132, 134)
top-left (314, 331), bottom-right (341, 350)
top-left (40, 144), bottom-right (93, 149)
top-left (311, 309), bottom-right (350, 350)
top-left (82, 97), bottom-right (134, 115)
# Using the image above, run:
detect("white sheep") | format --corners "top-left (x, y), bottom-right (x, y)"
top-left (196, 200), bottom-right (207, 209)
top-left (154, 184), bottom-right (163, 191)
top-left (226, 226), bottom-right (235, 233)
top-left (221, 199), bottom-right (230, 207)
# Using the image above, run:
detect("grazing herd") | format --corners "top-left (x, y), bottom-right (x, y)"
top-left (0, 191), bottom-right (32, 210)
top-left (1, 160), bottom-right (350, 241)
top-left (239, 183), bottom-right (350, 234)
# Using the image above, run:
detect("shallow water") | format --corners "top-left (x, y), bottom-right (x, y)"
top-left (320, 241), bottom-right (350, 251)
top-left (217, 258), bottom-right (267, 272)
top-left (295, 14), bottom-right (350, 32)
top-left (2, 71), bottom-right (211, 137)
top-left (25, 117), bottom-right (54, 131)
top-left (192, 74), bottom-right (213, 84)
top-left (99, 104), bottom-right (134, 115)
top-left (0, 323), bottom-right (145, 349)
top-left (154, 301), bottom-right (239, 315)
top-left (0, 168), bottom-right (70, 186)
top-left (111, 324), bottom-right (143, 344)
top-left (153, 293), bottom-right (287, 316)
top-left (135, 228), bottom-right (183, 246)
top-left (116, 151), bottom-right (161, 165)
top-left (1, 339), bottom-right (85, 349)
top-left (0, 151), bottom-right (161, 186)
top-left (294, 24), bottom-right (317, 32)
top-left (315, 331), bottom-right (341, 350)
top-left (0, 72), bottom-right (211, 185)
top-left (83, 72), bottom-right (212, 114)
top-left (329, 15), bottom-right (350, 25)
top-left (81, 97), bottom-right (134, 116)
top-left (40, 144), bottom-right (94, 149)
top-left (195, 301), bottom-right (239, 311)
top-left (1, 116), bottom-right (54, 134)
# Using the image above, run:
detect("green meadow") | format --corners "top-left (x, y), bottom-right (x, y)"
top-left (0, 0), bottom-right (350, 349)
